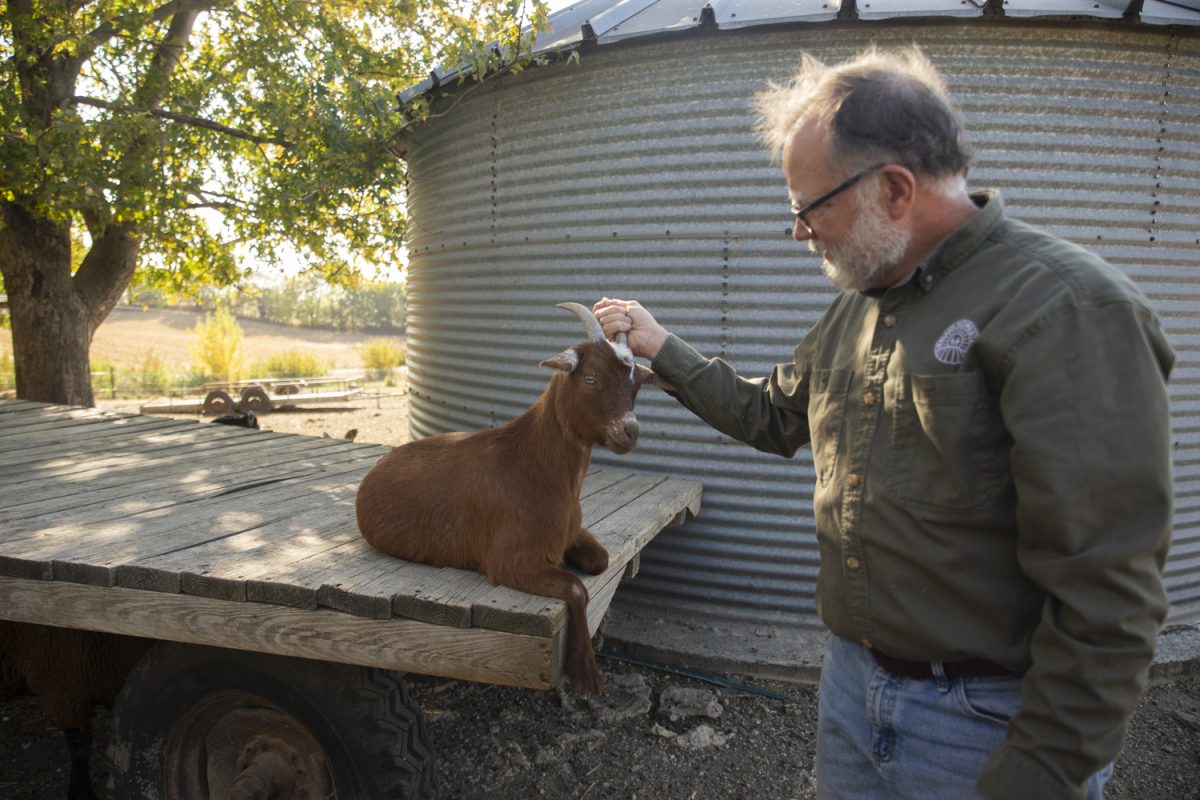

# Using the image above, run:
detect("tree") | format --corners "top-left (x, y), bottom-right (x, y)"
top-left (1, 0), bottom-right (545, 405)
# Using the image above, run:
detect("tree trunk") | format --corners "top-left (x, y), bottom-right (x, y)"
top-left (0, 206), bottom-right (96, 407)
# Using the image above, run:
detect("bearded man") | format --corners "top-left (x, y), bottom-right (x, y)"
top-left (594, 46), bottom-right (1175, 800)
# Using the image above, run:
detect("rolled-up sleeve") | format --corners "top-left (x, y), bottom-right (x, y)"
top-left (977, 301), bottom-right (1175, 799)
top-left (651, 334), bottom-right (813, 458)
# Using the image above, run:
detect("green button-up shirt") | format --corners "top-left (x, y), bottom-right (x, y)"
top-left (651, 192), bottom-right (1175, 800)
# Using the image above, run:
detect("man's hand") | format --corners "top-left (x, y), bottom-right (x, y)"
top-left (593, 298), bottom-right (670, 361)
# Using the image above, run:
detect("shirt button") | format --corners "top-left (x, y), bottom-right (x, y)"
top-left (862, 391), bottom-right (877, 406)
top-left (883, 314), bottom-right (898, 328)
top-left (921, 273), bottom-right (935, 288)
top-left (847, 556), bottom-right (862, 570)
top-left (846, 474), bottom-right (861, 488)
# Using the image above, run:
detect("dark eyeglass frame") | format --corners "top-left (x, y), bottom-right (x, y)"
top-left (791, 162), bottom-right (888, 236)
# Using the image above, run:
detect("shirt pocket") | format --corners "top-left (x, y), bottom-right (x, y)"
top-left (887, 372), bottom-right (1011, 514)
top-left (808, 368), bottom-right (852, 486)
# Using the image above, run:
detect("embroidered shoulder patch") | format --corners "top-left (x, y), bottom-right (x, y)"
top-left (934, 320), bottom-right (979, 365)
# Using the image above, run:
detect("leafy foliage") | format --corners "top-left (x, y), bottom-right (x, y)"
top-left (360, 337), bottom-right (406, 379)
top-left (128, 273), bottom-right (406, 332)
top-left (2, 1), bottom-right (547, 290)
top-left (250, 349), bottom-right (328, 379)
top-left (190, 306), bottom-right (244, 382)
top-left (246, 276), bottom-right (406, 332)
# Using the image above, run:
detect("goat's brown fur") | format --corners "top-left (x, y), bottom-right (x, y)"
top-left (356, 338), bottom-right (646, 696)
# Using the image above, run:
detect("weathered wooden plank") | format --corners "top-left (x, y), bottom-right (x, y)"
top-left (316, 550), bottom-right (420, 619)
top-left (468, 473), bottom-right (671, 636)
top-left (0, 415), bottom-right (185, 452)
top-left (52, 464), bottom-right (374, 588)
top-left (589, 476), bottom-right (702, 568)
top-left (134, 495), bottom-right (361, 601)
top-left (0, 402), bottom-right (119, 426)
top-left (0, 461), bottom-right (374, 586)
top-left (0, 435), bottom-right (362, 515)
top-left (305, 542), bottom-right (422, 618)
top-left (467, 474), bottom-right (702, 638)
top-left (0, 442), bottom-right (379, 550)
top-left (0, 576), bottom-right (560, 689)
top-left (391, 566), bottom-right (492, 629)
top-left (0, 423), bottom-right (267, 480)
top-left (243, 535), bottom-right (386, 611)
top-left (0, 399), bottom-right (49, 414)
top-left (244, 535), bottom-right (381, 609)
top-left (0, 421), bottom-right (349, 483)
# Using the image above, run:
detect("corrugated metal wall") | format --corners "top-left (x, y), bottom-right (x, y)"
top-left (403, 20), bottom-right (1200, 660)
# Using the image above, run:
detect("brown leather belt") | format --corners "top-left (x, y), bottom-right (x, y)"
top-left (871, 649), bottom-right (1015, 681)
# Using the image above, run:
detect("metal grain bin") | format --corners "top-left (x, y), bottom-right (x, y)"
top-left (401, 4), bottom-right (1200, 676)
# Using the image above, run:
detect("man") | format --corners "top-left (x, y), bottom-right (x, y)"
top-left (594, 46), bottom-right (1175, 800)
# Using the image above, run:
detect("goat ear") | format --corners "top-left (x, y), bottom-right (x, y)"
top-left (540, 348), bottom-right (579, 373)
top-left (636, 363), bottom-right (675, 393)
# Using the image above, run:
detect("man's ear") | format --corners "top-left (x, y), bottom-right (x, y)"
top-left (540, 348), bottom-right (579, 373)
top-left (636, 363), bottom-right (675, 393)
top-left (880, 164), bottom-right (916, 220)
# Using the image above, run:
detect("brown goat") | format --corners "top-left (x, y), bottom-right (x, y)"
top-left (356, 303), bottom-right (662, 695)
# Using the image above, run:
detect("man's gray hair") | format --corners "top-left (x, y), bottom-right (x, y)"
top-left (753, 46), bottom-right (973, 180)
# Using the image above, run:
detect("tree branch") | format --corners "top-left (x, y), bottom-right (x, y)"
top-left (84, 0), bottom-right (219, 54)
top-left (70, 96), bottom-right (294, 146)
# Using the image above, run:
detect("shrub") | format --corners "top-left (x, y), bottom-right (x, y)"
top-left (190, 307), bottom-right (244, 383)
top-left (360, 338), bottom-right (405, 380)
top-left (131, 350), bottom-right (173, 395)
top-left (0, 348), bottom-right (13, 391)
top-left (250, 349), bottom-right (328, 379)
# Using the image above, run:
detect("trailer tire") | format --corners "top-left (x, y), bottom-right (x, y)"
top-left (105, 642), bottom-right (439, 800)
top-left (239, 386), bottom-right (273, 414)
top-left (202, 390), bottom-right (235, 416)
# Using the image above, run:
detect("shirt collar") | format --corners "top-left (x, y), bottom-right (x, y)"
top-left (911, 190), bottom-right (1005, 293)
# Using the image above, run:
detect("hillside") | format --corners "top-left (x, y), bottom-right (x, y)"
top-left (3, 305), bottom-right (393, 373)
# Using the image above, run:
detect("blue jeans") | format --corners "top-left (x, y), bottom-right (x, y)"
top-left (816, 635), bottom-right (1113, 799)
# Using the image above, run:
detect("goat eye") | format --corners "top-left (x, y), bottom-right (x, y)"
top-left (585, 375), bottom-right (597, 384)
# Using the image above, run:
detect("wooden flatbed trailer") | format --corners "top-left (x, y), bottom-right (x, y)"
top-left (0, 399), bottom-right (701, 798)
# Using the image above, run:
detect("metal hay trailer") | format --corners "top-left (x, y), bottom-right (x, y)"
top-left (0, 399), bottom-right (701, 798)
top-left (139, 375), bottom-right (369, 417)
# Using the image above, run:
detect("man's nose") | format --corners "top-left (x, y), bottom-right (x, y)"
top-left (793, 217), bottom-right (814, 242)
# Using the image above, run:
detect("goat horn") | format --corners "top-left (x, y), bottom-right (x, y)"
top-left (556, 302), bottom-right (607, 344)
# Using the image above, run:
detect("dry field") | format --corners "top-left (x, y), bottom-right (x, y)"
top-left (2, 304), bottom-right (397, 373)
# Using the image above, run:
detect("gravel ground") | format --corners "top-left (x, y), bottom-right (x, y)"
top-left (1, 662), bottom-right (1197, 799)
top-left (1, 392), bottom-right (1197, 798)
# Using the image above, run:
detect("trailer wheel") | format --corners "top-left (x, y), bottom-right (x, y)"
top-left (239, 386), bottom-right (273, 414)
top-left (105, 642), bottom-right (438, 800)
top-left (203, 390), bottom-right (235, 416)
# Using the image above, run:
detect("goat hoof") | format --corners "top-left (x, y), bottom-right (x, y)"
top-left (567, 662), bottom-right (604, 697)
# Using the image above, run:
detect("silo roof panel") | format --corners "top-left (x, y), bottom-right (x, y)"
top-left (587, 0), bottom-right (705, 43)
top-left (532, 0), bottom-right (617, 49)
top-left (856, 0), bottom-right (984, 19)
top-left (1000, 0), bottom-right (1129, 18)
top-left (397, 0), bottom-right (1199, 102)
top-left (710, 0), bottom-right (841, 27)
top-left (1140, 0), bottom-right (1200, 23)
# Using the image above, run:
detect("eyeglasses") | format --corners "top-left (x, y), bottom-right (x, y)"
top-left (790, 163), bottom-right (888, 237)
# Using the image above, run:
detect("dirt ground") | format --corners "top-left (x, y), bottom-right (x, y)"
top-left (1, 396), bottom-right (1198, 799)
top-left (1, 662), bottom-right (1197, 799)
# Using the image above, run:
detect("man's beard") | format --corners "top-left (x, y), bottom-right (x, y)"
top-left (811, 194), bottom-right (910, 292)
